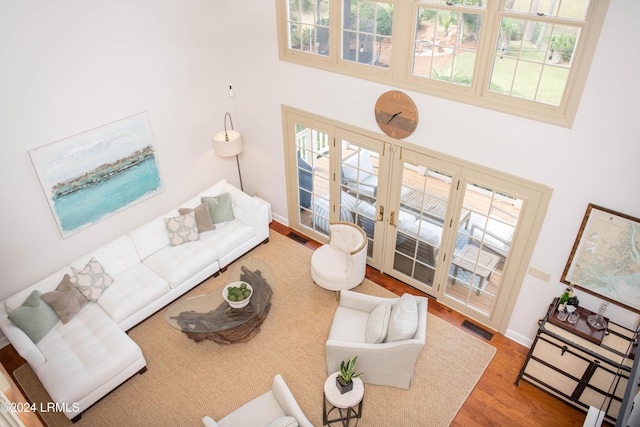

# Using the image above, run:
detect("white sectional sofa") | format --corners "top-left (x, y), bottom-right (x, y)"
top-left (0, 179), bottom-right (271, 422)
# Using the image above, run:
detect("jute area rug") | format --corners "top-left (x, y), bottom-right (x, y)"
top-left (14, 229), bottom-right (496, 427)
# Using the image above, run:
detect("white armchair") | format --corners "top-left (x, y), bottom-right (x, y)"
top-left (311, 222), bottom-right (367, 294)
top-left (326, 290), bottom-right (428, 389)
top-left (201, 374), bottom-right (313, 427)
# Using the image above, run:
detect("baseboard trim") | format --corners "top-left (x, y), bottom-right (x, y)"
top-left (505, 328), bottom-right (533, 348)
top-left (272, 213), bottom-right (288, 226)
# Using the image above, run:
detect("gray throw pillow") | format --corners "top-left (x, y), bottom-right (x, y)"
top-left (201, 192), bottom-right (235, 224)
top-left (41, 274), bottom-right (89, 323)
top-left (8, 290), bottom-right (59, 343)
top-left (179, 202), bottom-right (215, 233)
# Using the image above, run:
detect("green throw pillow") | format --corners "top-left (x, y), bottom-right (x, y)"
top-left (201, 192), bottom-right (235, 224)
top-left (8, 290), bottom-right (59, 343)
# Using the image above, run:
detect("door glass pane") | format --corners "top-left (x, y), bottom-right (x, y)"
top-left (295, 124), bottom-right (331, 236)
top-left (446, 183), bottom-right (522, 315)
top-left (393, 162), bottom-right (452, 289)
top-left (339, 142), bottom-right (379, 257)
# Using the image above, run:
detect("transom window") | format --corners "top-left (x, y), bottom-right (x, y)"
top-left (286, 0), bottom-right (330, 56)
top-left (276, 0), bottom-right (610, 127)
top-left (412, 4), bottom-right (484, 86)
top-left (342, 0), bottom-right (394, 69)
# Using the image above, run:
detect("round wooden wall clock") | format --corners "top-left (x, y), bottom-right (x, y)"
top-left (374, 90), bottom-right (419, 139)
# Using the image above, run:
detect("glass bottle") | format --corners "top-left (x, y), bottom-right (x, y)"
top-left (558, 287), bottom-right (571, 311)
top-left (587, 301), bottom-right (608, 330)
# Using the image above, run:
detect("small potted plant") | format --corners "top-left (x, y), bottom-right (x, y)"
top-left (336, 355), bottom-right (363, 394)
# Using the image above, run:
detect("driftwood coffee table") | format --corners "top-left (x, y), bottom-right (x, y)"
top-left (165, 258), bottom-right (273, 344)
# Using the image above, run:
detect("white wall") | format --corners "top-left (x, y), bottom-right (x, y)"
top-left (225, 0), bottom-right (640, 346)
top-left (0, 1), bottom-right (238, 297)
top-left (0, 1), bottom-right (638, 347)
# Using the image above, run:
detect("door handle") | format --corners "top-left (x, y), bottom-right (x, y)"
top-left (389, 210), bottom-right (396, 227)
top-left (378, 205), bottom-right (384, 222)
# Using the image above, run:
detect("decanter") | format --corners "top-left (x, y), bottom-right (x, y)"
top-left (587, 301), bottom-right (608, 330)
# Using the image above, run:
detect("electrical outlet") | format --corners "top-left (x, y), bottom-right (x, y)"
top-left (527, 266), bottom-right (551, 282)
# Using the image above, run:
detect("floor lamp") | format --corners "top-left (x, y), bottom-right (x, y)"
top-left (212, 112), bottom-right (243, 191)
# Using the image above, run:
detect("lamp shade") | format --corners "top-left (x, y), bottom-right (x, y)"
top-left (212, 130), bottom-right (242, 157)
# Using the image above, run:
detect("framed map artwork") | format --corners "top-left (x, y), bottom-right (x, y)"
top-left (562, 204), bottom-right (640, 313)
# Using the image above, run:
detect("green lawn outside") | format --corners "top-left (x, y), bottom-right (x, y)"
top-left (434, 40), bottom-right (569, 106)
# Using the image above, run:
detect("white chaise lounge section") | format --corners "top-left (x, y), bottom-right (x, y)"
top-left (34, 303), bottom-right (146, 420)
top-left (0, 267), bottom-right (147, 422)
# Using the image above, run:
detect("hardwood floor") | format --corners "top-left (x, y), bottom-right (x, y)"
top-left (0, 221), bottom-right (603, 426)
top-left (271, 221), bottom-right (599, 427)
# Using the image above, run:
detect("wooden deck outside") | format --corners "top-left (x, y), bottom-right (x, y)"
top-left (301, 145), bottom-right (519, 314)
top-left (299, 147), bottom-right (522, 316)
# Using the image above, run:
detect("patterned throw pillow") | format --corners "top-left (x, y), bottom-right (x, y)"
top-left (70, 257), bottom-right (114, 303)
top-left (41, 274), bottom-right (89, 323)
top-left (178, 202), bottom-right (215, 233)
top-left (164, 211), bottom-right (199, 246)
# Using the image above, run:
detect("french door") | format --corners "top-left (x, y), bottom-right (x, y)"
top-left (284, 111), bottom-right (391, 270)
top-left (382, 147), bottom-right (544, 329)
top-left (334, 129), bottom-right (390, 270)
top-left (283, 107), bottom-right (551, 331)
top-left (383, 148), bottom-right (462, 297)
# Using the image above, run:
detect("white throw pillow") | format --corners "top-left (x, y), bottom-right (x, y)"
top-left (385, 294), bottom-right (418, 342)
top-left (264, 416), bottom-right (298, 427)
top-left (364, 301), bottom-right (391, 344)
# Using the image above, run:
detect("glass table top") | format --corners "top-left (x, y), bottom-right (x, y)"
top-left (165, 258), bottom-right (273, 334)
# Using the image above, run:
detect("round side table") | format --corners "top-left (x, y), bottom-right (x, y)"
top-left (323, 372), bottom-right (364, 426)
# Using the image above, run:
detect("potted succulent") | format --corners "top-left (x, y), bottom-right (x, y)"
top-left (336, 355), bottom-right (363, 394)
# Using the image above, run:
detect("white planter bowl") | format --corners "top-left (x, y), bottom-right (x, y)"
top-left (222, 282), bottom-right (253, 309)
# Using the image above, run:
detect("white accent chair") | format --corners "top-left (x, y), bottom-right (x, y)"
top-left (310, 222), bottom-right (368, 294)
top-left (326, 290), bottom-right (428, 389)
top-left (201, 374), bottom-right (313, 427)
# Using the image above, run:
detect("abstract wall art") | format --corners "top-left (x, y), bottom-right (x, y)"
top-left (30, 112), bottom-right (163, 238)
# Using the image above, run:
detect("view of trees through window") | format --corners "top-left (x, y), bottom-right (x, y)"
top-left (278, 0), bottom-right (607, 126)
top-left (286, 0), bottom-right (330, 56)
top-left (412, 5), bottom-right (483, 86)
top-left (342, 0), bottom-right (394, 68)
